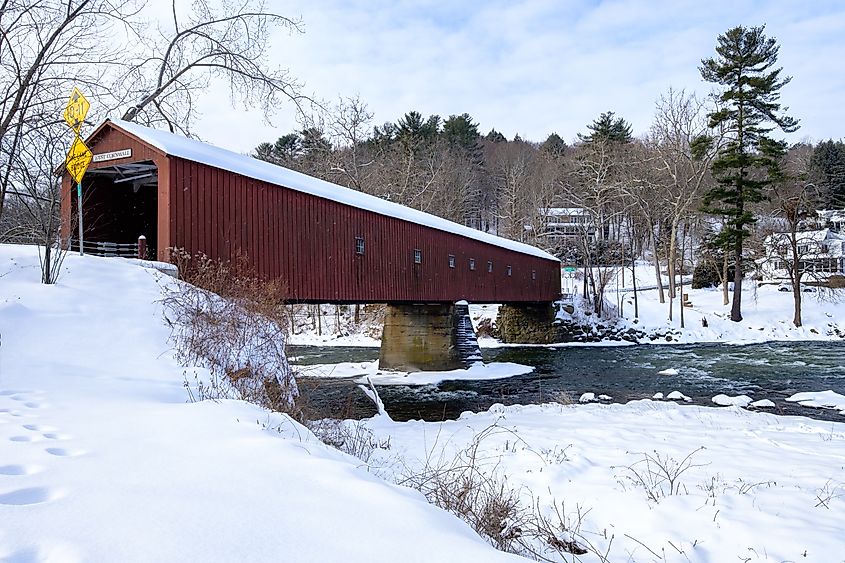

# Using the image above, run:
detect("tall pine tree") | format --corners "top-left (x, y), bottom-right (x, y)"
top-left (700, 25), bottom-right (798, 321)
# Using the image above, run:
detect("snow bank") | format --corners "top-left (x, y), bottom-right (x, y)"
top-left (363, 400), bottom-right (845, 563)
top-left (0, 244), bottom-right (521, 562)
top-left (711, 394), bottom-right (753, 407)
top-left (297, 359), bottom-right (533, 386)
top-left (786, 390), bottom-right (845, 415)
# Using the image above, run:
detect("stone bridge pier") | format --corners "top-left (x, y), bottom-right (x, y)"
top-left (379, 302), bottom-right (481, 371)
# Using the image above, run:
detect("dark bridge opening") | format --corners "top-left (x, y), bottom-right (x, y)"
top-left (76, 161), bottom-right (158, 258)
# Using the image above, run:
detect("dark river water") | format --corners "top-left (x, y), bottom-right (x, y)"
top-left (290, 341), bottom-right (845, 423)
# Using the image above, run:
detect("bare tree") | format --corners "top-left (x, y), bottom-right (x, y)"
top-left (0, 0), bottom-right (135, 220)
top-left (561, 139), bottom-right (632, 316)
top-left (4, 123), bottom-right (72, 283)
top-left (325, 96), bottom-right (374, 192)
top-left (120, 0), bottom-right (306, 134)
top-left (763, 143), bottom-right (823, 326)
top-left (646, 89), bottom-right (723, 314)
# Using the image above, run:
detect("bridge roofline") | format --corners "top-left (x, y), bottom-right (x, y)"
top-left (93, 119), bottom-right (559, 263)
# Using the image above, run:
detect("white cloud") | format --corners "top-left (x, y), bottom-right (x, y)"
top-left (184, 0), bottom-right (845, 152)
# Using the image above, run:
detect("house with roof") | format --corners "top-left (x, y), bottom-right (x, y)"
top-left (758, 228), bottom-right (845, 283)
top-left (537, 207), bottom-right (596, 243)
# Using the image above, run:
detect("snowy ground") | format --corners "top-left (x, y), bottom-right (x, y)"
top-left (3, 244), bottom-right (844, 562)
top-left (0, 245), bottom-right (521, 562)
top-left (362, 401), bottom-right (845, 562)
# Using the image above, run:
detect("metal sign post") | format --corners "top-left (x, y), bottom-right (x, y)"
top-left (65, 135), bottom-right (93, 255)
top-left (63, 87), bottom-right (91, 255)
top-left (77, 183), bottom-right (83, 256)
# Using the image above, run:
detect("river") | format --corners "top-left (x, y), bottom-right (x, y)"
top-left (290, 341), bottom-right (845, 422)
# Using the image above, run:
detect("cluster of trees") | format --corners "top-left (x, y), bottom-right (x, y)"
top-left (254, 26), bottom-right (844, 327)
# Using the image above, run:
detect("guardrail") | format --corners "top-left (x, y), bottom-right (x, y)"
top-left (69, 240), bottom-right (140, 258)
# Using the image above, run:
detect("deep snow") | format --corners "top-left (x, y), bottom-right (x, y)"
top-left (3, 245), bottom-right (844, 562)
top-left (0, 245), bottom-right (522, 562)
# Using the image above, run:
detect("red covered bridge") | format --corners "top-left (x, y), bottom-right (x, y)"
top-left (61, 119), bottom-right (561, 305)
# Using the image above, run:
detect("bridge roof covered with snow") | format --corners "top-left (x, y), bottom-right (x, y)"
top-left (61, 119), bottom-right (561, 304)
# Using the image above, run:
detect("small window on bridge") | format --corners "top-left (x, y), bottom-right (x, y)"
top-left (507, 265), bottom-right (512, 277)
top-left (414, 249), bottom-right (422, 264)
top-left (487, 261), bottom-right (493, 273)
top-left (469, 258), bottom-right (476, 271)
top-left (448, 254), bottom-right (455, 268)
top-left (355, 236), bottom-right (365, 255)
top-left (532, 270), bottom-right (537, 280)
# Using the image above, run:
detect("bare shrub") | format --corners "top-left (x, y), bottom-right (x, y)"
top-left (616, 447), bottom-right (707, 502)
top-left (398, 424), bottom-right (529, 553)
top-left (814, 479), bottom-right (844, 509)
top-left (397, 423), bottom-right (617, 560)
top-left (162, 249), bottom-right (297, 412)
top-left (307, 419), bottom-right (391, 463)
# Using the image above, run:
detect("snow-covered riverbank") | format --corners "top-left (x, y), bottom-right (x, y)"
top-left (362, 400), bottom-right (845, 562)
top-left (3, 244), bottom-right (844, 562)
top-left (287, 263), bottom-right (845, 347)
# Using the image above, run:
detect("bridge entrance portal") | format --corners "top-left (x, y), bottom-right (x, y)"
top-left (75, 161), bottom-right (158, 258)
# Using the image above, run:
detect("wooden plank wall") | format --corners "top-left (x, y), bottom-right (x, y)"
top-left (169, 155), bottom-right (561, 304)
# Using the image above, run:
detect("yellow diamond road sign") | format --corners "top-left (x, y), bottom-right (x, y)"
top-left (66, 136), bottom-right (92, 184)
top-left (63, 87), bottom-right (90, 133)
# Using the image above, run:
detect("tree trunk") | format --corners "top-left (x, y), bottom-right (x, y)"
top-left (790, 233), bottom-right (802, 327)
top-left (731, 237), bottom-right (743, 322)
top-left (42, 244), bottom-right (52, 284)
top-left (721, 252), bottom-right (729, 306)
top-left (679, 223), bottom-right (687, 329)
top-left (652, 230), bottom-right (665, 304)
top-left (668, 219), bottom-right (678, 299)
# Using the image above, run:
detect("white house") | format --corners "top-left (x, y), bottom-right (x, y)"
top-left (538, 207), bottom-right (596, 243)
top-left (759, 228), bottom-right (845, 283)
top-left (814, 209), bottom-right (845, 232)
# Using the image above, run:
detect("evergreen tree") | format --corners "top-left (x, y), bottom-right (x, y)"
top-left (274, 133), bottom-right (301, 161)
top-left (812, 140), bottom-right (845, 207)
top-left (253, 133), bottom-right (301, 166)
top-left (442, 113), bottom-right (480, 151)
top-left (700, 24), bottom-right (798, 321)
top-left (397, 111), bottom-right (440, 150)
top-left (540, 132), bottom-right (567, 157)
top-left (578, 111), bottom-right (632, 144)
top-left (484, 128), bottom-right (507, 143)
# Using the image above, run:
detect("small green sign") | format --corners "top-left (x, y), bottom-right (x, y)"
top-left (563, 267), bottom-right (576, 272)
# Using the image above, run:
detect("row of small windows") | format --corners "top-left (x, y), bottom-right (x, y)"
top-left (356, 236), bottom-right (536, 279)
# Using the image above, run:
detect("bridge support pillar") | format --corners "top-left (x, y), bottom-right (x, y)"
top-left (379, 303), bottom-right (480, 371)
top-left (496, 303), bottom-right (559, 344)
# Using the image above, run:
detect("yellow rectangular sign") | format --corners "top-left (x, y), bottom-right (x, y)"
top-left (63, 87), bottom-right (90, 133)
top-left (65, 136), bottom-right (93, 184)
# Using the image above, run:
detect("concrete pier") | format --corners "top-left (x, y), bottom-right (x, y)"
top-left (379, 303), bottom-right (480, 371)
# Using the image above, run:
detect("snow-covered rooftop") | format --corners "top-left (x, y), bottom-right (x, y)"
top-left (104, 119), bottom-right (558, 262)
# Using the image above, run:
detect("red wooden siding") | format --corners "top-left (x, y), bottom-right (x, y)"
top-left (167, 154), bottom-right (559, 303)
top-left (62, 123), bottom-right (561, 304)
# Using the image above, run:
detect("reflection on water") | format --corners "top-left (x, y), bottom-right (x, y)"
top-left (288, 341), bottom-right (845, 422)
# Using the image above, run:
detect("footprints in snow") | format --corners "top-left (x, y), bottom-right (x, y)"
top-left (1, 389), bottom-right (82, 509)
top-left (45, 447), bottom-right (86, 457)
top-left (0, 464), bottom-right (43, 476)
top-left (0, 486), bottom-right (63, 505)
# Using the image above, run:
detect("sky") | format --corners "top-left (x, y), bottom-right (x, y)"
top-left (186, 0), bottom-right (845, 153)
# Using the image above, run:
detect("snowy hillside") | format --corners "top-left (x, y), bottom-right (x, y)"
top-left (0, 245), bottom-right (521, 562)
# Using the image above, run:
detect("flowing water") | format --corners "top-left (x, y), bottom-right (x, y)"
top-left (290, 341), bottom-right (845, 422)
